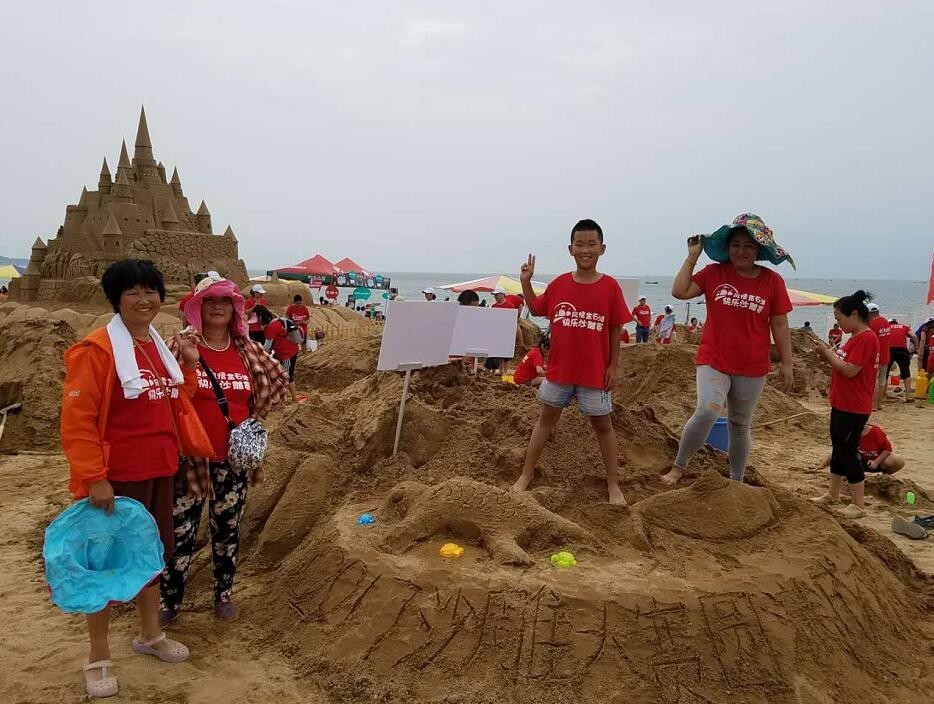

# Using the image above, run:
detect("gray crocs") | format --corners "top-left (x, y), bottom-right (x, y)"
top-left (892, 515), bottom-right (928, 540)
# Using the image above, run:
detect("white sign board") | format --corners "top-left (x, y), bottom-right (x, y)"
top-left (377, 301), bottom-right (459, 371)
top-left (618, 278), bottom-right (641, 308)
top-left (449, 306), bottom-right (518, 358)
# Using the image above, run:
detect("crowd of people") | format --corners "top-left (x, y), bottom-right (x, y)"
top-left (56, 214), bottom-right (925, 697)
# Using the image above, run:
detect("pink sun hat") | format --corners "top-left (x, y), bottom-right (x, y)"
top-left (183, 274), bottom-right (248, 338)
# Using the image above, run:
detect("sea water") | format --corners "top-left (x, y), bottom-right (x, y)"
top-left (252, 270), bottom-right (931, 339)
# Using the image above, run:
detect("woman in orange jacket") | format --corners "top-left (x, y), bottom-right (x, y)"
top-left (60, 260), bottom-right (211, 699)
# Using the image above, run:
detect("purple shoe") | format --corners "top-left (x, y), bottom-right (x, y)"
top-left (159, 607), bottom-right (179, 627)
top-left (214, 599), bottom-right (240, 621)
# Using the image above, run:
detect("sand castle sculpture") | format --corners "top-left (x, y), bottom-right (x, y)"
top-left (10, 107), bottom-right (248, 303)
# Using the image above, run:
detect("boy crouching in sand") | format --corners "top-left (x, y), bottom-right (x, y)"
top-left (816, 423), bottom-right (905, 475)
top-left (510, 219), bottom-right (632, 504)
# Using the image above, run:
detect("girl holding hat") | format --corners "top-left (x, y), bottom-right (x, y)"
top-left (160, 274), bottom-right (289, 625)
top-left (662, 214), bottom-right (794, 485)
top-left (60, 260), bottom-right (214, 698)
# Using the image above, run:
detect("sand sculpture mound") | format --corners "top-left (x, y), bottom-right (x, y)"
top-left (769, 328), bottom-right (832, 398)
top-left (615, 344), bottom-right (825, 439)
top-left (0, 318), bottom-right (76, 451)
top-left (217, 338), bottom-right (931, 703)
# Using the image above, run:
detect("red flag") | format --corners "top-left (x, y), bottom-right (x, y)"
top-left (928, 253), bottom-right (934, 305)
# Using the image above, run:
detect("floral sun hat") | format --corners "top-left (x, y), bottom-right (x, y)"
top-left (703, 213), bottom-right (795, 269)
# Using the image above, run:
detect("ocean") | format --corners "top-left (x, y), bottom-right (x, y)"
top-left (252, 269), bottom-right (932, 339)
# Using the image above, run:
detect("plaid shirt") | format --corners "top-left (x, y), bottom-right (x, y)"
top-left (168, 334), bottom-right (289, 497)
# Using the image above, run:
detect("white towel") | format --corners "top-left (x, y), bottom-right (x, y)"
top-left (107, 314), bottom-right (185, 399)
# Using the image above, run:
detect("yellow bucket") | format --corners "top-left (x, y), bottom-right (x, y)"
top-left (501, 374), bottom-right (515, 385)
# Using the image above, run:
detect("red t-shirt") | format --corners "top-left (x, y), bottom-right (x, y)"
top-left (194, 344), bottom-right (253, 461)
top-left (887, 323), bottom-right (909, 350)
top-left (492, 296), bottom-right (519, 309)
top-left (286, 303), bottom-right (311, 335)
top-left (868, 317), bottom-right (891, 366)
top-left (829, 329), bottom-right (879, 414)
top-left (514, 347), bottom-right (544, 385)
top-left (265, 319), bottom-right (300, 361)
top-left (104, 341), bottom-right (179, 482)
top-left (245, 296), bottom-right (266, 332)
top-left (633, 304), bottom-right (651, 328)
top-left (828, 328), bottom-right (843, 345)
top-left (528, 273), bottom-right (632, 389)
top-left (691, 263), bottom-right (793, 377)
top-left (858, 425), bottom-right (892, 462)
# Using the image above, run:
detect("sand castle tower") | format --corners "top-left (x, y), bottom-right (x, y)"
top-left (9, 107), bottom-right (249, 303)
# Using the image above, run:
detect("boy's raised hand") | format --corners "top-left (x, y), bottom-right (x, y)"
top-left (520, 254), bottom-right (536, 284)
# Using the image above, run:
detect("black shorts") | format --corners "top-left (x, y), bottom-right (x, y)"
top-left (249, 330), bottom-right (266, 344)
top-left (888, 348), bottom-right (911, 380)
top-left (829, 408), bottom-right (870, 484)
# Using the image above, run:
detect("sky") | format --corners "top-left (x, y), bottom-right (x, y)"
top-left (1, 1), bottom-right (931, 280)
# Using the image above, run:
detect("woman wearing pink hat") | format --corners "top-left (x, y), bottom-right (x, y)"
top-left (160, 274), bottom-right (289, 624)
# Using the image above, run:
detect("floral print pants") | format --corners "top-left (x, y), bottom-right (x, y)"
top-left (160, 461), bottom-right (248, 610)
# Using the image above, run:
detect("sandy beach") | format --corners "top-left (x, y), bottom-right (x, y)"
top-left (1, 310), bottom-right (933, 704)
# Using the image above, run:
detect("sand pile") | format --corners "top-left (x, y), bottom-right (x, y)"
top-left (770, 328), bottom-right (832, 398)
top-left (203, 336), bottom-right (932, 703)
top-left (615, 344), bottom-right (824, 439)
top-left (0, 318), bottom-right (76, 451)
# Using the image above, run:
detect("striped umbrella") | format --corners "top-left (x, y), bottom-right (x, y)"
top-left (786, 288), bottom-right (837, 307)
top-left (438, 275), bottom-right (547, 295)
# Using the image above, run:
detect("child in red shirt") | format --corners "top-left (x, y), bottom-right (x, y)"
top-left (818, 423), bottom-right (904, 475)
top-left (513, 337), bottom-right (548, 386)
top-left (286, 294), bottom-right (311, 341)
top-left (813, 290), bottom-right (880, 518)
top-left (510, 219), bottom-right (632, 504)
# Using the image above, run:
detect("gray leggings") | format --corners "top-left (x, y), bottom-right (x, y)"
top-left (674, 365), bottom-right (766, 481)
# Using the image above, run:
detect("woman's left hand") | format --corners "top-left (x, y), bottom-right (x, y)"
top-left (174, 330), bottom-right (200, 369)
top-left (778, 361), bottom-right (794, 391)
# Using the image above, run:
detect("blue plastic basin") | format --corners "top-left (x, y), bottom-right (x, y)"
top-left (706, 417), bottom-right (728, 452)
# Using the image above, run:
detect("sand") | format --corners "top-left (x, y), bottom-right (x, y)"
top-left (1, 328), bottom-right (933, 704)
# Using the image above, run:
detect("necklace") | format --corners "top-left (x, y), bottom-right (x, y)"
top-left (201, 334), bottom-right (231, 352)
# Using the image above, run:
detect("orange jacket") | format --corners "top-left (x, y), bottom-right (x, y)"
top-left (61, 327), bottom-right (212, 498)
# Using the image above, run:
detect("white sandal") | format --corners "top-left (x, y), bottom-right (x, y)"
top-left (132, 632), bottom-right (190, 663)
top-left (83, 659), bottom-right (118, 698)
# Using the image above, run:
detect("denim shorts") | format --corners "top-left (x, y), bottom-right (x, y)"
top-left (537, 380), bottom-right (612, 416)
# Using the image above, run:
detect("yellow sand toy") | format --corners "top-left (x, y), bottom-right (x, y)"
top-left (439, 543), bottom-right (464, 558)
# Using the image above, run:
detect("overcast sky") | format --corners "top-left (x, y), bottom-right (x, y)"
top-left (1, 1), bottom-right (931, 279)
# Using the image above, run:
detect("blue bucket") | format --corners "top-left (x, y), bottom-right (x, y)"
top-left (706, 417), bottom-right (728, 452)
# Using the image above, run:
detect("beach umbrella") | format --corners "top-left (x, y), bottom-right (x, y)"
top-left (0, 265), bottom-right (21, 279)
top-left (438, 275), bottom-right (547, 295)
top-left (334, 257), bottom-right (371, 277)
top-left (786, 288), bottom-right (837, 307)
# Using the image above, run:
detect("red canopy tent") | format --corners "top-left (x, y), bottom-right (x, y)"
top-left (333, 257), bottom-right (371, 277)
top-left (276, 254), bottom-right (338, 276)
top-left (927, 253), bottom-right (934, 305)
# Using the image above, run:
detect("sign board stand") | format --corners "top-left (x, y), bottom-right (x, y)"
top-left (392, 362), bottom-right (422, 456)
top-left (377, 302), bottom-right (460, 457)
